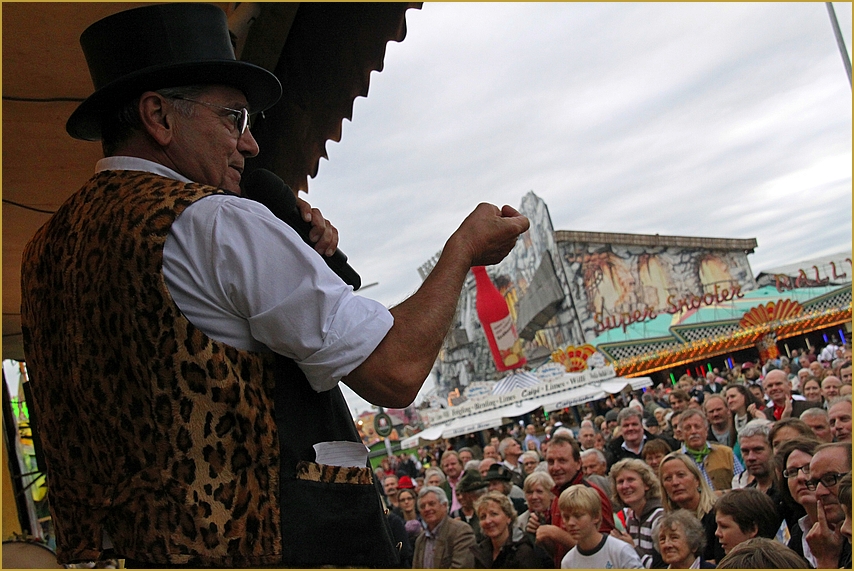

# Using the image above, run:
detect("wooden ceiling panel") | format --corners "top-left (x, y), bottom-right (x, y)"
top-left (2, 2), bottom-right (421, 361)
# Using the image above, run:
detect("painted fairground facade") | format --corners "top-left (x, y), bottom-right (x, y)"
top-left (424, 194), bottom-right (854, 405)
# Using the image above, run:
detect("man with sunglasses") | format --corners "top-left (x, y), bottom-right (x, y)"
top-left (805, 442), bottom-right (853, 568)
top-left (20, 4), bottom-right (529, 569)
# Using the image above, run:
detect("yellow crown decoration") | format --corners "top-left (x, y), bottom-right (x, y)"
top-left (552, 344), bottom-right (597, 372)
top-left (739, 299), bottom-right (803, 329)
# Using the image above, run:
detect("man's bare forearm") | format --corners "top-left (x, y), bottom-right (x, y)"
top-left (343, 203), bottom-right (529, 407)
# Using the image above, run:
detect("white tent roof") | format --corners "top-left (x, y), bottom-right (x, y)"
top-left (400, 375), bottom-right (652, 448)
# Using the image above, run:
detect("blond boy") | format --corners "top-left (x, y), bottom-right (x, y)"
top-left (559, 485), bottom-right (642, 569)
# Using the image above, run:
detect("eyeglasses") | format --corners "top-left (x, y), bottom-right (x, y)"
top-left (805, 472), bottom-right (847, 491)
top-left (169, 96), bottom-right (252, 135)
top-left (782, 465), bottom-right (810, 479)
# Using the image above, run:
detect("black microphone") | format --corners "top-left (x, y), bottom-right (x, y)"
top-left (242, 168), bottom-right (361, 290)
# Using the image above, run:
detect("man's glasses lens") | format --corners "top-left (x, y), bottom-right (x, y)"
top-left (170, 96), bottom-right (251, 135)
top-left (805, 472), bottom-right (845, 490)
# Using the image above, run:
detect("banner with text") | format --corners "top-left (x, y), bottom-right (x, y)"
top-left (422, 366), bottom-right (617, 426)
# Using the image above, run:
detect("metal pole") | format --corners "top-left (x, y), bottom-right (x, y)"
top-left (826, 2), bottom-right (852, 88)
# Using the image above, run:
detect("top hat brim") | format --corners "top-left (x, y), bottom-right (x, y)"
top-left (458, 482), bottom-right (488, 493)
top-left (66, 60), bottom-right (282, 141)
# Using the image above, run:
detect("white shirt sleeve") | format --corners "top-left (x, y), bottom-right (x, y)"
top-left (163, 193), bottom-right (393, 393)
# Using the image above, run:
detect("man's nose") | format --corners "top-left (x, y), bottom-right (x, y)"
top-left (239, 128), bottom-right (261, 157)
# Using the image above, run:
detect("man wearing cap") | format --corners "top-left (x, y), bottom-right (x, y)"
top-left (450, 470), bottom-right (488, 541)
top-left (19, 4), bottom-right (529, 568)
top-left (483, 463), bottom-right (528, 515)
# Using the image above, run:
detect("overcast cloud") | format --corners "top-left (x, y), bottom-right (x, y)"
top-left (299, 3), bottom-right (852, 417)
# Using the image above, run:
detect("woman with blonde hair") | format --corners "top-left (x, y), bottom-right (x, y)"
top-left (471, 491), bottom-right (551, 568)
top-left (658, 452), bottom-right (724, 563)
top-left (609, 458), bottom-right (664, 568)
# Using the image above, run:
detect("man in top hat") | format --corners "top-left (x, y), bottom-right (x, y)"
top-left (450, 470), bottom-right (488, 541)
top-left (20, 4), bottom-right (529, 568)
top-left (483, 463), bottom-right (528, 515)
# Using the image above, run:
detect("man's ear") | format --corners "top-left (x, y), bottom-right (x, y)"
top-left (138, 92), bottom-right (173, 146)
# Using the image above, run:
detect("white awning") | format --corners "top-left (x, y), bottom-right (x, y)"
top-left (401, 375), bottom-right (653, 447)
top-left (540, 376), bottom-right (652, 412)
top-left (440, 398), bottom-right (544, 438)
top-left (400, 424), bottom-right (445, 449)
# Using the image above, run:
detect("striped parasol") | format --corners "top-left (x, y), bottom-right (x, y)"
top-left (491, 371), bottom-right (540, 395)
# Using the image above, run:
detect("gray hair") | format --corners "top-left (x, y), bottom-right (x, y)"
top-left (499, 437), bottom-right (519, 458)
top-left (678, 408), bottom-right (708, 427)
top-left (101, 85), bottom-right (206, 156)
top-left (522, 470), bottom-right (555, 494)
top-left (519, 451), bottom-right (540, 464)
top-left (617, 407), bottom-right (644, 426)
top-left (581, 448), bottom-right (607, 465)
top-left (654, 509), bottom-right (707, 557)
top-left (800, 407), bottom-right (829, 422)
top-left (553, 427), bottom-right (575, 439)
top-left (830, 394), bottom-right (853, 407)
top-left (463, 459), bottom-right (482, 472)
top-left (737, 418), bottom-right (772, 443)
top-left (424, 467), bottom-right (446, 485)
top-left (418, 485), bottom-right (449, 506)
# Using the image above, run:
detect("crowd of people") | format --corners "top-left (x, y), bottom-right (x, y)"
top-left (379, 340), bottom-right (853, 568)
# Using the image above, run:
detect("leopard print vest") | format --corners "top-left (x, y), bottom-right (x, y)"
top-left (21, 170), bottom-right (282, 566)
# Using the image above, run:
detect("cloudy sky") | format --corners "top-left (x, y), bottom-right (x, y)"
top-left (300, 3), bottom-right (853, 417)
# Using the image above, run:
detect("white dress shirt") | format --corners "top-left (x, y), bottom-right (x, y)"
top-left (96, 156), bottom-right (393, 393)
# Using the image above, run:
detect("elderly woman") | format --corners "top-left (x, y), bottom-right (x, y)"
top-left (515, 471), bottom-right (554, 536)
top-left (713, 488), bottom-right (781, 555)
top-left (658, 452), bottom-right (724, 563)
top-left (609, 458), bottom-right (664, 568)
top-left (424, 467), bottom-right (446, 488)
top-left (654, 509), bottom-right (715, 568)
top-left (472, 491), bottom-right (551, 568)
top-left (519, 451), bottom-right (540, 476)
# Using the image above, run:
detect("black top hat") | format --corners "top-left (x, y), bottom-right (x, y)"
top-left (483, 463), bottom-right (514, 482)
top-left (456, 469), bottom-right (487, 494)
top-left (67, 3), bottom-right (282, 141)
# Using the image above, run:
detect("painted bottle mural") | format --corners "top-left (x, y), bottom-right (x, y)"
top-left (472, 266), bottom-right (526, 371)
